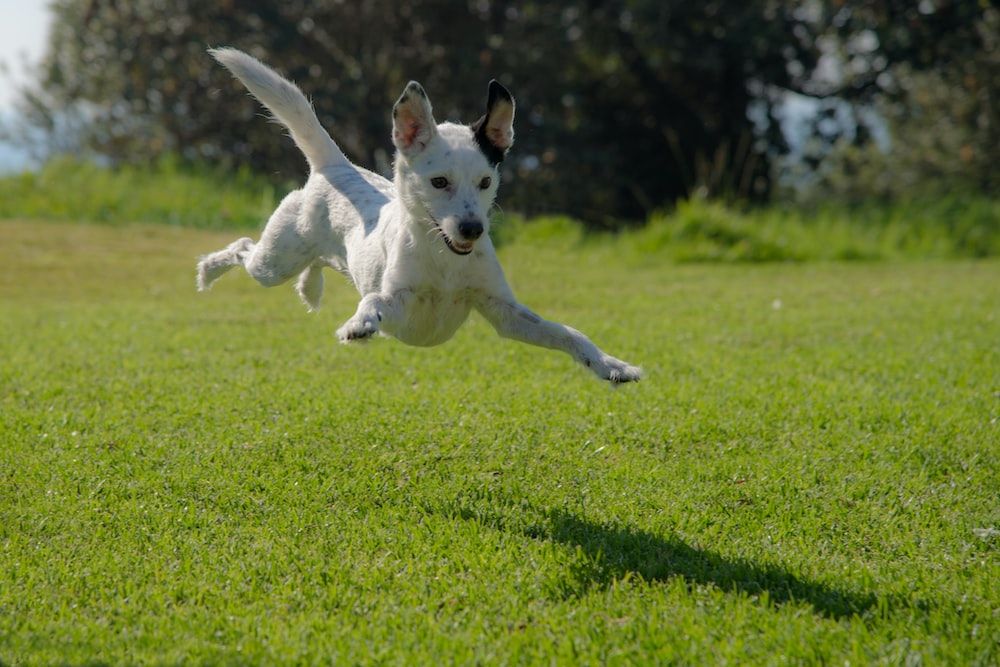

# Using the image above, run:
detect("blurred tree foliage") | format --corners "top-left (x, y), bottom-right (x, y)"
top-left (7, 0), bottom-right (997, 225)
top-left (798, 1), bottom-right (998, 201)
top-left (804, 66), bottom-right (999, 203)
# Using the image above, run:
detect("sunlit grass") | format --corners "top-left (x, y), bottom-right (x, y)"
top-left (1, 220), bottom-right (998, 664)
top-left (0, 156), bottom-right (284, 229)
top-left (1, 158), bottom-right (997, 260)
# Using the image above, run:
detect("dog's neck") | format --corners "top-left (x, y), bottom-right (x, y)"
top-left (392, 160), bottom-right (436, 245)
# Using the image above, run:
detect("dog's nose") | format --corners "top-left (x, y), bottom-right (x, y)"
top-left (458, 219), bottom-right (484, 241)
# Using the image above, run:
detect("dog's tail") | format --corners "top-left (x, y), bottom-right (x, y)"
top-left (209, 47), bottom-right (347, 171)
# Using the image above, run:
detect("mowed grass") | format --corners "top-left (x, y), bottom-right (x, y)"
top-left (1, 219), bottom-right (998, 665)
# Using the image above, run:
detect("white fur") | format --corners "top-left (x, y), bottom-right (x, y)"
top-left (198, 48), bottom-right (641, 383)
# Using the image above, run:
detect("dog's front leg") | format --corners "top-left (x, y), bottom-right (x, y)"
top-left (476, 295), bottom-right (642, 383)
top-left (336, 291), bottom-right (409, 343)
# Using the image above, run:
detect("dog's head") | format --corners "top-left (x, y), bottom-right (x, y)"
top-left (391, 80), bottom-right (515, 255)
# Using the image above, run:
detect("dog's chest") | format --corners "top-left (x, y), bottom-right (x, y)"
top-left (389, 286), bottom-right (475, 347)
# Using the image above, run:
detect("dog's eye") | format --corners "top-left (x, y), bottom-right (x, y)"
top-left (430, 177), bottom-right (449, 189)
top-left (479, 176), bottom-right (492, 190)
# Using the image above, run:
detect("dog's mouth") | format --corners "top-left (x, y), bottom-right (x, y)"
top-left (431, 221), bottom-right (474, 255)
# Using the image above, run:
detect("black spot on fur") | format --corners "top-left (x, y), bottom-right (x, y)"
top-left (470, 79), bottom-right (514, 167)
top-left (486, 79), bottom-right (513, 109)
top-left (471, 118), bottom-right (505, 166)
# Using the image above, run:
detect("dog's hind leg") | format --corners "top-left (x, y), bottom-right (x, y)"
top-left (197, 189), bottom-right (321, 293)
top-left (241, 190), bottom-right (325, 288)
top-left (196, 237), bottom-right (254, 291)
top-left (295, 262), bottom-right (324, 311)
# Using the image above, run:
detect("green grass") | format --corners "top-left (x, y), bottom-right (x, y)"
top-left (2, 158), bottom-right (998, 260)
top-left (1, 219), bottom-right (998, 665)
top-left (501, 196), bottom-right (1000, 262)
top-left (0, 157), bottom-right (284, 230)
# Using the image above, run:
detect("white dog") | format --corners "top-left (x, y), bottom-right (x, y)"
top-left (197, 48), bottom-right (641, 383)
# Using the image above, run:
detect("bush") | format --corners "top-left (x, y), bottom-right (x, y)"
top-left (1, 158), bottom-right (996, 261)
top-left (615, 197), bottom-right (1000, 263)
top-left (0, 156), bottom-right (284, 229)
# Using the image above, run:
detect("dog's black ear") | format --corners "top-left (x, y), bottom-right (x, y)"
top-left (392, 81), bottom-right (438, 157)
top-left (470, 80), bottom-right (515, 166)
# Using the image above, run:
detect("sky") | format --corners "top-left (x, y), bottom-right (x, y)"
top-left (0, 0), bottom-right (50, 109)
top-left (0, 0), bottom-right (50, 171)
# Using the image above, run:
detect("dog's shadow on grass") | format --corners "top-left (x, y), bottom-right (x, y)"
top-left (437, 490), bottom-right (879, 620)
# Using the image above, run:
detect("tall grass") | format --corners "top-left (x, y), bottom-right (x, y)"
top-left (627, 196), bottom-right (1000, 261)
top-left (498, 197), bottom-right (999, 261)
top-left (0, 156), bottom-right (284, 229)
top-left (1, 158), bottom-right (997, 260)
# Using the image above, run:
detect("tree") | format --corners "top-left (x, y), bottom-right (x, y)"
top-left (791, 1), bottom-right (998, 200)
top-left (7, 1), bottom-right (995, 225)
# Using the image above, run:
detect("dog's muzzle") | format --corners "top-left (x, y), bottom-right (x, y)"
top-left (432, 221), bottom-right (474, 255)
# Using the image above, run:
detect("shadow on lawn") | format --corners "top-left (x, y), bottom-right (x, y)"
top-left (439, 490), bottom-right (878, 620)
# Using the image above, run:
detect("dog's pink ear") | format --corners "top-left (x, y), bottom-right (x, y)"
top-left (392, 81), bottom-right (438, 157)
top-left (471, 80), bottom-right (515, 166)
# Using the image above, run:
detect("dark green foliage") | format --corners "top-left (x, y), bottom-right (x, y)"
top-left (15, 0), bottom-right (821, 223)
top-left (791, 3), bottom-right (998, 199)
top-left (6, 1), bottom-right (995, 221)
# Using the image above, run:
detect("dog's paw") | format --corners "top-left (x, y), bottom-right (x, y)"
top-left (336, 315), bottom-right (379, 343)
top-left (588, 354), bottom-right (643, 384)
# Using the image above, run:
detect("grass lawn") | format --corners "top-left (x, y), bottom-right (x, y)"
top-left (1, 219), bottom-right (997, 664)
